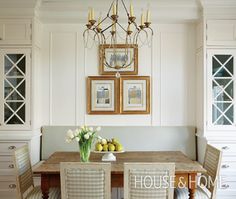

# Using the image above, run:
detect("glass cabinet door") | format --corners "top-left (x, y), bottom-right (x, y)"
top-left (208, 50), bottom-right (236, 129)
top-left (0, 49), bottom-right (30, 129)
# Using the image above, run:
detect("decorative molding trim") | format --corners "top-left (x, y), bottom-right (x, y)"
top-left (49, 32), bottom-right (53, 125)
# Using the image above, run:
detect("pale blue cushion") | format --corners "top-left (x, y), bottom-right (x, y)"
top-left (175, 187), bottom-right (210, 199)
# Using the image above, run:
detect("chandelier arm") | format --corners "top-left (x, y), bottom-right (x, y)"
top-left (116, 21), bottom-right (128, 32)
top-left (100, 32), bottom-right (106, 44)
top-left (121, 0), bottom-right (129, 17)
top-left (131, 21), bottom-right (140, 31)
top-left (107, 0), bottom-right (116, 16)
top-left (101, 22), bottom-right (116, 33)
top-left (95, 16), bottom-right (109, 30)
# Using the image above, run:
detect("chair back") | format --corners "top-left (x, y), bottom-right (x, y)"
top-left (124, 163), bottom-right (175, 199)
top-left (200, 144), bottom-right (222, 199)
top-left (60, 162), bottom-right (111, 199)
top-left (13, 145), bottom-right (34, 199)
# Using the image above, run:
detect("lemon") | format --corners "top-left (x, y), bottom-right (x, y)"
top-left (103, 144), bottom-right (108, 151)
top-left (116, 144), bottom-right (123, 151)
top-left (108, 144), bottom-right (115, 151)
top-left (95, 143), bottom-right (103, 152)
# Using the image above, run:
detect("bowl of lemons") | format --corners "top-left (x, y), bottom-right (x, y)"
top-left (94, 138), bottom-right (124, 161)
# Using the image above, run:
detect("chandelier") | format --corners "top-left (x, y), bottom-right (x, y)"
top-left (83, 0), bottom-right (153, 72)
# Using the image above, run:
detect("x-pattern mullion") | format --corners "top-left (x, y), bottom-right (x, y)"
top-left (5, 54), bottom-right (26, 76)
top-left (213, 103), bottom-right (233, 125)
top-left (213, 79), bottom-right (233, 101)
top-left (213, 55), bottom-right (233, 77)
top-left (4, 78), bottom-right (26, 101)
top-left (4, 102), bottom-right (25, 124)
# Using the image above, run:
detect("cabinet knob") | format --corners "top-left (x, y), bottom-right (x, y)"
top-left (8, 146), bottom-right (16, 150)
top-left (222, 146), bottom-right (230, 150)
top-left (8, 164), bottom-right (14, 168)
top-left (9, 184), bottom-right (16, 189)
top-left (221, 184), bottom-right (229, 189)
top-left (222, 164), bottom-right (229, 169)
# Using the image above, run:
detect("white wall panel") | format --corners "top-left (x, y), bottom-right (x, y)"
top-left (41, 23), bottom-right (196, 126)
top-left (50, 32), bottom-right (76, 125)
top-left (160, 24), bottom-right (196, 126)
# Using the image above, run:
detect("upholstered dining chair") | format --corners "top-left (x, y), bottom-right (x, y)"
top-left (175, 144), bottom-right (222, 199)
top-left (124, 163), bottom-right (175, 199)
top-left (60, 162), bottom-right (111, 199)
top-left (13, 145), bottom-right (61, 199)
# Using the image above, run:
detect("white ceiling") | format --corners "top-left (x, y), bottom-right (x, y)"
top-left (0, 0), bottom-right (236, 22)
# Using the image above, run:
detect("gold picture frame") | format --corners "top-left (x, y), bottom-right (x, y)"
top-left (120, 76), bottom-right (150, 114)
top-left (99, 44), bottom-right (138, 75)
top-left (87, 76), bottom-right (120, 114)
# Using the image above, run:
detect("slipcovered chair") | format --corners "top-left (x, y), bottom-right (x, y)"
top-left (175, 144), bottom-right (222, 199)
top-left (60, 162), bottom-right (111, 199)
top-left (124, 163), bottom-right (175, 199)
top-left (13, 145), bottom-right (60, 199)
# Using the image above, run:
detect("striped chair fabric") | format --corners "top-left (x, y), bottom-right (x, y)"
top-left (175, 144), bottom-right (222, 199)
top-left (60, 162), bottom-right (111, 199)
top-left (13, 145), bottom-right (61, 199)
top-left (124, 163), bottom-right (175, 199)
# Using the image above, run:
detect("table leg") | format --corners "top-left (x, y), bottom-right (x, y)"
top-left (189, 187), bottom-right (196, 199)
top-left (41, 174), bottom-right (50, 199)
top-left (188, 173), bottom-right (197, 199)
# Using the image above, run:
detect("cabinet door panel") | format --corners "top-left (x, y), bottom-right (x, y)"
top-left (0, 49), bottom-right (31, 130)
top-left (207, 50), bottom-right (236, 130)
top-left (0, 19), bottom-right (31, 45)
top-left (207, 20), bottom-right (236, 46)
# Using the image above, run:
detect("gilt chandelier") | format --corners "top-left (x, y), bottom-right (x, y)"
top-left (83, 0), bottom-right (153, 71)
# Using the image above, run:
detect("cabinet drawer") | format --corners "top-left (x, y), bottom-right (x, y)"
top-left (0, 164), bottom-right (15, 175)
top-left (210, 143), bottom-right (236, 155)
top-left (0, 191), bottom-right (17, 199)
top-left (221, 157), bottom-right (236, 174)
top-left (0, 181), bottom-right (17, 192)
top-left (0, 175), bottom-right (15, 181)
top-left (0, 157), bottom-right (15, 175)
top-left (220, 175), bottom-right (236, 190)
top-left (0, 142), bottom-right (27, 155)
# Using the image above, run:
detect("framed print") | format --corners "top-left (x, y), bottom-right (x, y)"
top-left (120, 76), bottom-right (150, 114)
top-left (99, 44), bottom-right (138, 75)
top-left (87, 76), bottom-right (119, 114)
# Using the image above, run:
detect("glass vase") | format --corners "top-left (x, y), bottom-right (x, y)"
top-left (79, 140), bottom-right (91, 162)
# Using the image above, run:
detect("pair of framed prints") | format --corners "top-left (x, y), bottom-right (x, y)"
top-left (87, 76), bottom-right (150, 114)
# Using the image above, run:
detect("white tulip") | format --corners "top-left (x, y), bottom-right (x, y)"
top-left (89, 127), bottom-right (94, 132)
top-left (84, 133), bottom-right (90, 140)
top-left (75, 137), bottom-right (80, 142)
top-left (96, 126), bottom-right (101, 132)
top-left (74, 129), bottom-right (80, 136)
top-left (67, 129), bottom-right (74, 139)
top-left (97, 136), bottom-right (102, 140)
top-left (80, 125), bottom-right (85, 130)
top-left (65, 138), bottom-right (72, 143)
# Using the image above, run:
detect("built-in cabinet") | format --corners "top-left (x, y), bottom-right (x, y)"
top-left (199, 19), bottom-right (236, 198)
top-left (0, 18), bottom-right (40, 199)
top-left (0, 49), bottom-right (31, 130)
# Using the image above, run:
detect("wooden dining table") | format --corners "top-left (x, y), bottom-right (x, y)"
top-left (33, 151), bottom-right (206, 199)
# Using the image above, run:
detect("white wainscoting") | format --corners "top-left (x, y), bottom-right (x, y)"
top-left (40, 23), bottom-right (196, 126)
